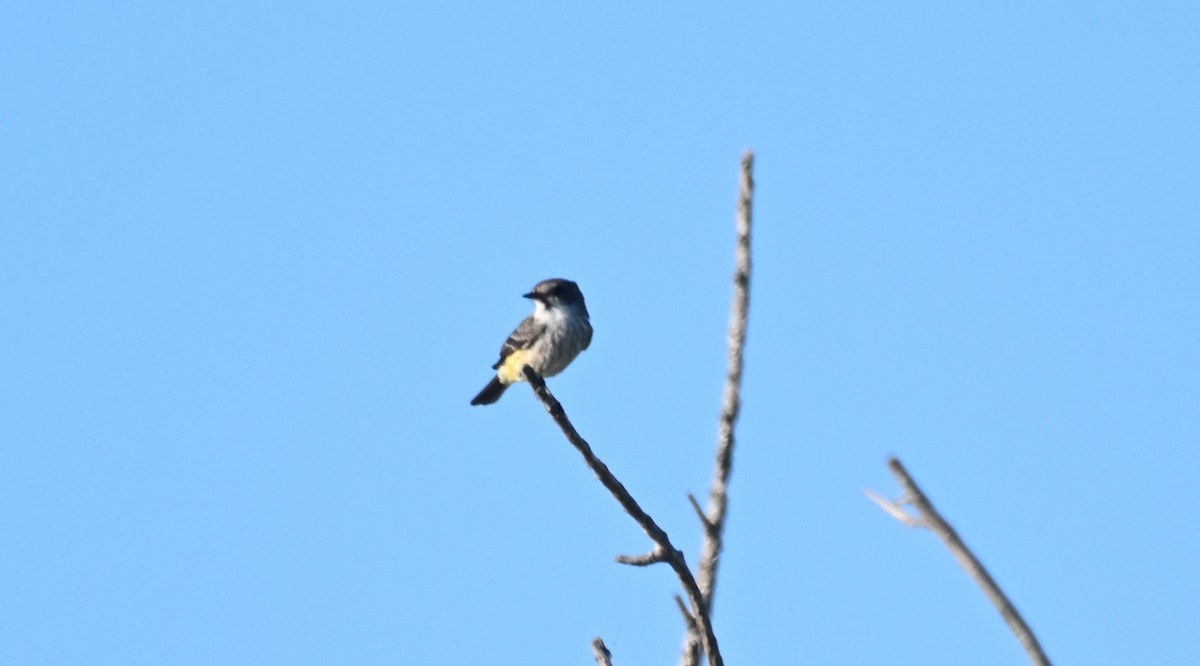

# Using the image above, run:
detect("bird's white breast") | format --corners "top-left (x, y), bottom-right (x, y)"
top-left (529, 304), bottom-right (591, 377)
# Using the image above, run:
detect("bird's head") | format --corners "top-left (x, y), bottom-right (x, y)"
top-left (524, 278), bottom-right (587, 313)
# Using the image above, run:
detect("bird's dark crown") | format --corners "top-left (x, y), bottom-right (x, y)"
top-left (524, 278), bottom-right (586, 310)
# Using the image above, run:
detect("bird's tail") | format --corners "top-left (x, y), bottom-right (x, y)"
top-left (470, 377), bottom-right (508, 406)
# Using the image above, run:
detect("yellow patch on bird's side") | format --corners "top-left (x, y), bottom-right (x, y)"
top-left (497, 349), bottom-right (535, 384)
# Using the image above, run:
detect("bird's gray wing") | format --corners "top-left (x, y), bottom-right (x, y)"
top-left (491, 315), bottom-right (545, 369)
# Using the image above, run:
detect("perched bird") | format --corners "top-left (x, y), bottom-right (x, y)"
top-left (471, 278), bottom-right (593, 405)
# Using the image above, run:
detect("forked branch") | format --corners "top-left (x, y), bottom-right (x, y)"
top-left (682, 149), bottom-right (754, 666)
top-left (523, 366), bottom-right (723, 666)
top-left (869, 457), bottom-right (1052, 666)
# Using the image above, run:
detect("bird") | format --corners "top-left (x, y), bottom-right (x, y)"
top-left (471, 278), bottom-right (593, 405)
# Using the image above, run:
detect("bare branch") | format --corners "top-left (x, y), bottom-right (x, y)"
top-left (523, 366), bottom-right (723, 666)
top-left (591, 638), bottom-right (613, 666)
top-left (683, 149), bottom-right (754, 666)
top-left (879, 457), bottom-right (1052, 666)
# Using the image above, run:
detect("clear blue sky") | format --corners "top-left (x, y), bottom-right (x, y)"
top-left (3, 3), bottom-right (1197, 664)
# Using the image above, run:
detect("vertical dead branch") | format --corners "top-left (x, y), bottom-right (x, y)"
top-left (591, 638), bottom-right (613, 666)
top-left (871, 457), bottom-right (1052, 666)
top-left (523, 366), bottom-right (724, 666)
top-left (682, 149), bottom-right (754, 666)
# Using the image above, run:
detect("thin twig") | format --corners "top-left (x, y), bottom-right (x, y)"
top-left (683, 149), bottom-right (754, 666)
top-left (873, 457), bottom-right (1052, 666)
top-left (591, 638), bottom-right (613, 666)
top-left (615, 548), bottom-right (669, 566)
top-left (687, 493), bottom-right (715, 534)
top-left (864, 489), bottom-right (924, 528)
top-left (523, 366), bottom-right (723, 666)
top-left (674, 594), bottom-right (700, 635)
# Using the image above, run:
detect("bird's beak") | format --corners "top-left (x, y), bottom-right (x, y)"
top-left (523, 292), bottom-right (538, 300)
